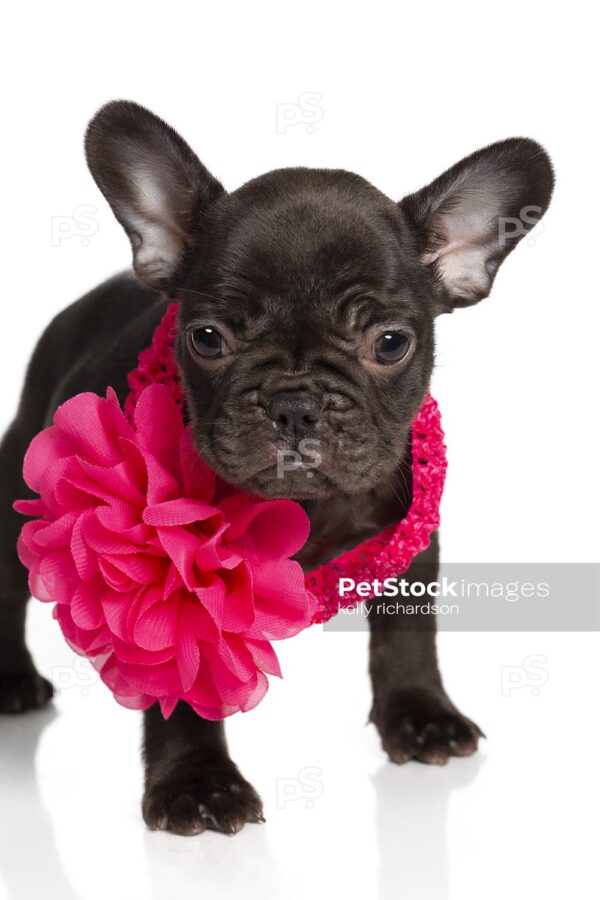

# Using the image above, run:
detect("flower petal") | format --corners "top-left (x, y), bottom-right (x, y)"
top-left (143, 498), bottom-right (221, 527)
top-left (22, 426), bottom-right (76, 493)
top-left (54, 392), bottom-right (124, 465)
top-left (247, 559), bottom-right (317, 640)
top-left (13, 498), bottom-right (45, 517)
top-left (222, 497), bottom-right (311, 560)
top-left (135, 384), bottom-right (183, 465)
top-left (246, 638), bottom-right (282, 677)
top-left (70, 583), bottom-right (104, 630)
top-left (175, 629), bottom-right (200, 692)
top-left (159, 695), bottom-right (179, 719)
top-left (134, 600), bottom-right (178, 651)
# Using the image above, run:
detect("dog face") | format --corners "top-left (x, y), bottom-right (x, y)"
top-left (174, 168), bottom-right (437, 500)
top-left (86, 101), bottom-right (553, 500)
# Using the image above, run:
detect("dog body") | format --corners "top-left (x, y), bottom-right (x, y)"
top-left (0, 101), bottom-right (553, 835)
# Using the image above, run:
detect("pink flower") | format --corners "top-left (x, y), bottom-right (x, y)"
top-left (16, 384), bottom-right (316, 719)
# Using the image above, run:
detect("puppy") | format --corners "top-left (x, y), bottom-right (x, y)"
top-left (0, 101), bottom-right (553, 835)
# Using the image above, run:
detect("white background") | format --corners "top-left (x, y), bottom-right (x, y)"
top-left (1, 2), bottom-right (598, 899)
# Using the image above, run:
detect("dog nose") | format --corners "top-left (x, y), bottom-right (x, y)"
top-left (266, 391), bottom-right (321, 443)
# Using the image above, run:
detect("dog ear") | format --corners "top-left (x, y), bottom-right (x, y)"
top-left (85, 100), bottom-right (225, 291)
top-left (400, 138), bottom-right (554, 313)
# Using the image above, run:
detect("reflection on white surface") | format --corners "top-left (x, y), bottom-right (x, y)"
top-left (0, 699), bottom-right (481, 900)
top-left (0, 709), bottom-right (81, 900)
top-left (373, 755), bottom-right (483, 900)
top-left (143, 823), bottom-right (282, 900)
top-left (0, 609), bottom-right (598, 900)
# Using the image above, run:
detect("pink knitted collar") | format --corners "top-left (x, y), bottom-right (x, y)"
top-left (126, 304), bottom-right (447, 624)
top-left (16, 303), bottom-right (447, 718)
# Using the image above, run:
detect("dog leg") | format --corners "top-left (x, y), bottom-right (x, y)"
top-left (142, 702), bottom-right (264, 836)
top-left (0, 418), bottom-right (53, 713)
top-left (368, 534), bottom-right (483, 764)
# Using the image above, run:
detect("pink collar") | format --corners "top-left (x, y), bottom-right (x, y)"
top-left (16, 303), bottom-right (447, 719)
top-left (126, 304), bottom-right (447, 624)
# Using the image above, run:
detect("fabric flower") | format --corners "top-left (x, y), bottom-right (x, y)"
top-left (16, 384), bottom-right (316, 719)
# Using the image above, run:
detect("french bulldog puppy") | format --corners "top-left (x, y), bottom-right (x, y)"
top-left (0, 101), bottom-right (553, 835)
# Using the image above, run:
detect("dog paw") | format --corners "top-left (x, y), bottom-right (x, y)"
top-left (373, 687), bottom-right (484, 766)
top-left (143, 760), bottom-right (264, 836)
top-left (0, 670), bottom-right (54, 714)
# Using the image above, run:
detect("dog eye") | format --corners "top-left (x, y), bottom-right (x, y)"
top-left (372, 331), bottom-right (412, 364)
top-left (189, 327), bottom-right (226, 359)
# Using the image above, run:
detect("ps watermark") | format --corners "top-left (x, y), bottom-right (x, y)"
top-left (276, 766), bottom-right (324, 809)
top-left (276, 438), bottom-right (322, 479)
top-left (276, 92), bottom-right (323, 134)
top-left (501, 654), bottom-right (549, 696)
top-left (498, 205), bottom-right (544, 248)
top-left (51, 204), bottom-right (98, 247)
top-left (51, 657), bottom-right (98, 696)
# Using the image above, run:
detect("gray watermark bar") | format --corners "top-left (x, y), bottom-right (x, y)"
top-left (321, 563), bottom-right (600, 631)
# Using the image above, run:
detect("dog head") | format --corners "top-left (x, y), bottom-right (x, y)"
top-left (86, 101), bottom-right (553, 500)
